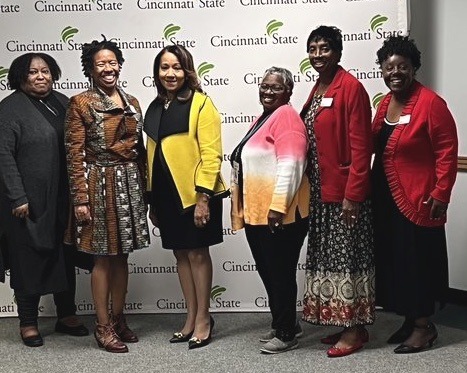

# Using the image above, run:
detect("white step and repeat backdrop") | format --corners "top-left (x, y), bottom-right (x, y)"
top-left (0, 0), bottom-right (408, 317)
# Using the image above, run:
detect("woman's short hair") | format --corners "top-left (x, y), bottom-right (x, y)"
top-left (152, 44), bottom-right (202, 102)
top-left (306, 25), bottom-right (343, 55)
top-left (262, 66), bottom-right (294, 93)
top-left (376, 35), bottom-right (421, 72)
top-left (80, 35), bottom-right (124, 79)
top-left (8, 53), bottom-right (61, 90)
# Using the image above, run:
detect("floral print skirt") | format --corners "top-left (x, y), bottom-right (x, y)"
top-left (302, 96), bottom-right (375, 327)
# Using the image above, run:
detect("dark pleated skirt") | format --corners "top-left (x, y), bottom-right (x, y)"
top-left (372, 161), bottom-right (448, 318)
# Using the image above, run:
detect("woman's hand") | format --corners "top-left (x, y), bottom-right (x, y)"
top-left (341, 198), bottom-right (360, 228)
top-left (424, 196), bottom-right (448, 220)
top-left (268, 210), bottom-right (285, 233)
top-left (12, 203), bottom-right (29, 219)
top-left (194, 193), bottom-right (210, 228)
top-left (74, 204), bottom-right (91, 225)
top-left (149, 206), bottom-right (159, 227)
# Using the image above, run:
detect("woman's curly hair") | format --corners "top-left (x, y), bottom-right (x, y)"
top-left (376, 35), bottom-right (421, 72)
top-left (80, 35), bottom-right (124, 79)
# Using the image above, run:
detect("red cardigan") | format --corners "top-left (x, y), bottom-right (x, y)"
top-left (300, 66), bottom-right (372, 203)
top-left (372, 81), bottom-right (458, 227)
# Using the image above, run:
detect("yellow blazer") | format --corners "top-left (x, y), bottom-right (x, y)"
top-left (145, 91), bottom-right (227, 210)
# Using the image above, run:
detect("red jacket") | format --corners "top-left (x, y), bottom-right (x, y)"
top-left (372, 81), bottom-right (458, 227)
top-left (300, 66), bottom-right (372, 202)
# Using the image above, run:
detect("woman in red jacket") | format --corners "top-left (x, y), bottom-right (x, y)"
top-left (301, 26), bottom-right (375, 358)
top-left (372, 36), bottom-right (457, 354)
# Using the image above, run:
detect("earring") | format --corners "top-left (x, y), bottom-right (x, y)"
top-left (90, 78), bottom-right (94, 90)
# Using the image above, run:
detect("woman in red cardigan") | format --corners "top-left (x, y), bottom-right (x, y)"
top-left (372, 36), bottom-right (458, 354)
top-left (301, 26), bottom-right (375, 358)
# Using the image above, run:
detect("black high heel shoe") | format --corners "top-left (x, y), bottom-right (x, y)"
top-left (394, 322), bottom-right (438, 354)
top-left (169, 330), bottom-right (194, 343)
top-left (188, 316), bottom-right (214, 350)
top-left (387, 319), bottom-right (414, 344)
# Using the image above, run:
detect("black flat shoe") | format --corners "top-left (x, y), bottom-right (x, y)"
top-left (169, 330), bottom-right (194, 343)
top-left (387, 320), bottom-right (414, 344)
top-left (188, 317), bottom-right (214, 350)
top-left (55, 320), bottom-right (90, 336)
top-left (21, 332), bottom-right (43, 347)
top-left (394, 323), bottom-right (438, 354)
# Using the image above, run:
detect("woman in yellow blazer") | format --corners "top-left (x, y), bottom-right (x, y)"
top-left (144, 45), bottom-right (227, 350)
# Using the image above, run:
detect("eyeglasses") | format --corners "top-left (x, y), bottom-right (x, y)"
top-left (258, 83), bottom-right (286, 93)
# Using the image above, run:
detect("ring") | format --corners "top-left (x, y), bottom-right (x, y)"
top-left (202, 219), bottom-right (207, 224)
top-left (351, 215), bottom-right (356, 219)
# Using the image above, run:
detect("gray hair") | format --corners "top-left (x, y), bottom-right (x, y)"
top-left (262, 66), bottom-right (294, 93)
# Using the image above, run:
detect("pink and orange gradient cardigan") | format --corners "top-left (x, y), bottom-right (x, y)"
top-left (231, 104), bottom-right (309, 231)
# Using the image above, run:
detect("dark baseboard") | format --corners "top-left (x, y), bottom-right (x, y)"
top-left (447, 288), bottom-right (467, 306)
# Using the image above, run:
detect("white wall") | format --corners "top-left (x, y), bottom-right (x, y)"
top-left (410, 0), bottom-right (467, 291)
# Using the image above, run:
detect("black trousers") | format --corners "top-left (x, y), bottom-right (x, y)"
top-left (15, 244), bottom-right (77, 327)
top-left (245, 218), bottom-right (307, 339)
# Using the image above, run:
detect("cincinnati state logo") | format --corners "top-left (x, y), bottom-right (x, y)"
top-left (162, 23), bottom-right (196, 48)
top-left (343, 14), bottom-right (403, 42)
top-left (197, 62), bottom-right (214, 78)
top-left (299, 58), bottom-right (311, 75)
top-left (266, 19), bottom-right (283, 36)
top-left (0, 66), bottom-right (11, 91)
top-left (0, 66), bottom-right (9, 79)
top-left (372, 92), bottom-right (384, 109)
top-left (266, 19), bottom-right (298, 45)
top-left (163, 23), bottom-right (181, 40)
top-left (369, 14), bottom-right (404, 39)
top-left (61, 26), bottom-right (79, 43)
top-left (197, 62), bottom-right (229, 86)
top-left (210, 285), bottom-right (240, 308)
top-left (370, 14), bottom-right (388, 32)
top-left (298, 57), bottom-right (319, 82)
top-left (210, 285), bottom-right (226, 301)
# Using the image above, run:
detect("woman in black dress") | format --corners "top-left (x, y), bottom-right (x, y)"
top-left (0, 53), bottom-right (88, 347)
top-left (144, 45), bottom-right (227, 349)
top-left (372, 36), bottom-right (458, 354)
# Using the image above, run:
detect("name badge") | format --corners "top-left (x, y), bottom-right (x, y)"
top-left (399, 114), bottom-right (411, 124)
top-left (320, 97), bottom-right (333, 107)
top-left (232, 161), bottom-right (240, 185)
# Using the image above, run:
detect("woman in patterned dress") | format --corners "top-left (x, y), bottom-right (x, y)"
top-left (65, 37), bottom-right (149, 353)
top-left (301, 26), bottom-right (375, 357)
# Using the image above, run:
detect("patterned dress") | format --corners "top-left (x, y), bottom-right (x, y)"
top-left (302, 95), bottom-right (375, 327)
top-left (65, 87), bottom-right (149, 255)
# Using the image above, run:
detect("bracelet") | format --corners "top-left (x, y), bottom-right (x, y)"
top-left (202, 192), bottom-right (211, 199)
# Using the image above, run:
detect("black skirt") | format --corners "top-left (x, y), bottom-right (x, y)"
top-left (371, 122), bottom-right (448, 318)
top-left (151, 146), bottom-right (223, 250)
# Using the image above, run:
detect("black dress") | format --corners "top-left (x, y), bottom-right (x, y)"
top-left (151, 104), bottom-right (223, 250)
top-left (0, 91), bottom-right (69, 295)
top-left (372, 119), bottom-right (448, 319)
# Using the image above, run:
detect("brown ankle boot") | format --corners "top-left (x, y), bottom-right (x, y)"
top-left (113, 314), bottom-right (138, 343)
top-left (94, 321), bottom-right (128, 353)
